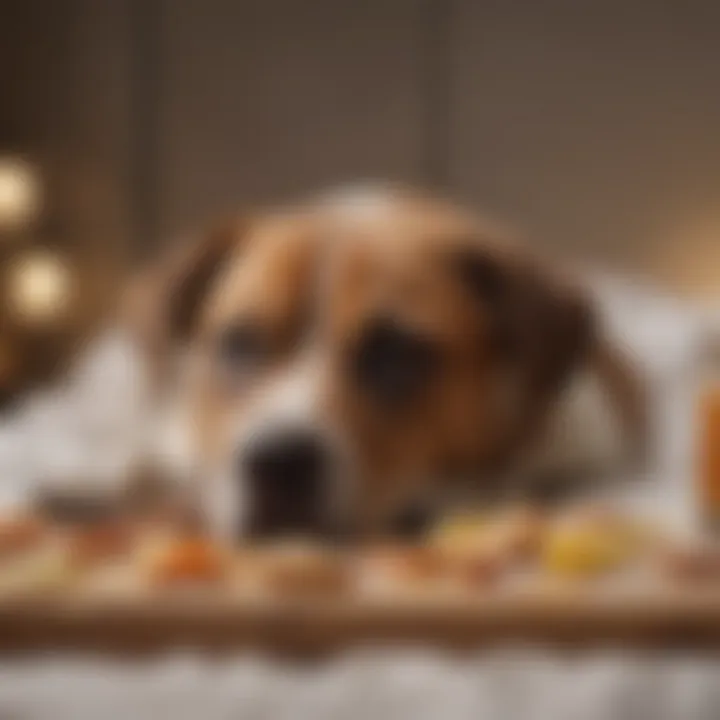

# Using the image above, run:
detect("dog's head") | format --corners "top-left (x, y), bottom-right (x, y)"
top-left (124, 188), bottom-right (594, 539)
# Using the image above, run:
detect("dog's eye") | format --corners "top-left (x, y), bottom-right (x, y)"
top-left (352, 318), bottom-right (438, 407)
top-left (216, 323), bottom-right (267, 370)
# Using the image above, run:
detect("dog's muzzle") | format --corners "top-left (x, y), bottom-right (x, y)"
top-left (240, 426), bottom-right (333, 536)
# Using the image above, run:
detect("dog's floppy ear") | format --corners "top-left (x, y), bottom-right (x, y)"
top-left (121, 215), bottom-right (249, 371)
top-left (453, 241), bottom-right (596, 449)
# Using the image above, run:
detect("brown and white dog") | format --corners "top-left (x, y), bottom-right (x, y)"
top-left (122, 185), bottom-right (647, 540)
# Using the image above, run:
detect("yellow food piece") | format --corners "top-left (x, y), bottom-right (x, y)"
top-left (542, 522), bottom-right (637, 576)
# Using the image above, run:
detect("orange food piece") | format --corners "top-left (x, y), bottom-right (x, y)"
top-left (661, 544), bottom-right (720, 584)
top-left (0, 516), bottom-right (46, 557)
top-left (68, 523), bottom-right (135, 566)
top-left (449, 552), bottom-right (504, 587)
top-left (363, 545), bottom-right (447, 583)
top-left (150, 537), bottom-right (227, 584)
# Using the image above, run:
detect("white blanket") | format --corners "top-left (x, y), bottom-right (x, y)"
top-left (1, 650), bottom-right (718, 720)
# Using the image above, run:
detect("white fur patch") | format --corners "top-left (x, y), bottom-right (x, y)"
top-left (203, 465), bottom-right (247, 542)
top-left (236, 351), bottom-right (327, 449)
top-left (533, 368), bottom-right (625, 477)
top-left (313, 182), bottom-right (399, 222)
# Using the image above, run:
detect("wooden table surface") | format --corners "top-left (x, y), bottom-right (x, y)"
top-left (1, 589), bottom-right (720, 656)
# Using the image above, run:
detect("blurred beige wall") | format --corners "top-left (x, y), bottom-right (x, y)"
top-left (4, 1), bottom-right (720, 299)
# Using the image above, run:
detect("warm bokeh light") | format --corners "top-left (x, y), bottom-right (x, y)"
top-left (652, 215), bottom-right (720, 301)
top-left (0, 157), bottom-right (41, 231)
top-left (6, 250), bottom-right (74, 325)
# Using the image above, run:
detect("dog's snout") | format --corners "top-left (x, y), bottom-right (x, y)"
top-left (246, 430), bottom-right (326, 496)
top-left (242, 429), bottom-right (330, 533)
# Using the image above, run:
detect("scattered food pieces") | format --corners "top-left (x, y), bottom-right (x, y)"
top-left (0, 503), bottom-right (716, 601)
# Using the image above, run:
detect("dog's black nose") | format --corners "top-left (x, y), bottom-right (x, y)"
top-left (243, 429), bottom-right (328, 533)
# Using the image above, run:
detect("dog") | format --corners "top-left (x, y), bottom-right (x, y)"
top-left (118, 184), bottom-right (648, 540)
